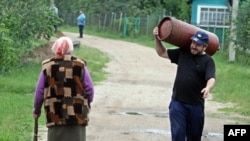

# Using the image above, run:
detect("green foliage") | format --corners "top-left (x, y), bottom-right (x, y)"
top-left (179, 0), bottom-right (192, 21)
top-left (57, 0), bottom-right (191, 40)
top-left (0, 24), bottom-right (17, 73)
top-left (55, 0), bottom-right (189, 19)
top-left (0, 0), bottom-right (63, 73)
top-left (235, 0), bottom-right (250, 65)
top-left (124, 0), bottom-right (184, 16)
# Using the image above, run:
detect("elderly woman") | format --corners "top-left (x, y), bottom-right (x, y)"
top-left (33, 37), bottom-right (94, 141)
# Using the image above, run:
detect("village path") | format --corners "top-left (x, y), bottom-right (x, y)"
top-left (36, 32), bottom-right (244, 141)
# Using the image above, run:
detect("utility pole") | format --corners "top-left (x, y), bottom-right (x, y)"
top-left (229, 0), bottom-right (239, 62)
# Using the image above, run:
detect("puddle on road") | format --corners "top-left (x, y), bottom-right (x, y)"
top-left (132, 129), bottom-right (171, 136)
top-left (118, 111), bottom-right (223, 139)
top-left (203, 132), bottom-right (224, 138)
top-left (117, 111), bottom-right (168, 118)
top-left (130, 128), bottom-right (223, 138)
top-left (124, 111), bottom-right (143, 115)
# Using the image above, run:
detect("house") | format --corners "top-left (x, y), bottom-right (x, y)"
top-left (187, 0), bottom-right (231, 47)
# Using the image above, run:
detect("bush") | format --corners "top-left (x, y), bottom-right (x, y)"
top-left (0, 0), bottom-right (63, 73)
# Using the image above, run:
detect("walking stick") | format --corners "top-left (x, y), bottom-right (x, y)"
top-left (33, 117), bottom-right (38, 141)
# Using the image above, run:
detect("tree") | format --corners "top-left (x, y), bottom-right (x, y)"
top-left (233, 0), bottom-right (250, 64)
top-left (0, 0), bottom-right (59, 72)
top-left (179, 0), bottom-right (191, 22)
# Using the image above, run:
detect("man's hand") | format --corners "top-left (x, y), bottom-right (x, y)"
top-left (201, 87), bottom-right (210, 98)
top-left (153, 27), bottom-right (159, 36)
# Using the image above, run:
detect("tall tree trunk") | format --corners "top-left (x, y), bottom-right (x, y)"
top-left (229, 0), bottom-right (239, 62)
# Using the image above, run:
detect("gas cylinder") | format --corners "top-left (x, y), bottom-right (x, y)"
top-left (157, 16), bottom-right (220, 56)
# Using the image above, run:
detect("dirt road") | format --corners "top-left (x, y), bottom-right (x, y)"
top-left (36, 32), bottom-right (244, 141)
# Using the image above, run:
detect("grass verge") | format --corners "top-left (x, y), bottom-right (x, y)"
top-left (0, 44), bottom-right (109, 140)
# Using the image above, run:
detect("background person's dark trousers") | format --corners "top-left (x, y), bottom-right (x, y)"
top-left (79, 25), bottom-right (84, 38)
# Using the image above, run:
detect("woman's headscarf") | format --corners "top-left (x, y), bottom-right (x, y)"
top-left (51, 37), bottom-right (74, 55)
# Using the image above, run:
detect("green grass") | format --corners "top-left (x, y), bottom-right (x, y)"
top-left (212, 52), bottom-right (250, 115)
top-left (73, 46), bottom-right (110, 83)
top-left (0, 63), bottom-right (40, 140)
top-left (0, 45), bottom-right (109, 140)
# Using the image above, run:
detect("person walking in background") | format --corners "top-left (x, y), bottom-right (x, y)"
top-left (77, 10), bottom-right (86, 38)
top-left (33, 37), bottom-right (94, 141)
top-left (52, 4), bottom-right (59, 33)
top-left (153, 27), bottom-right (216, 141)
